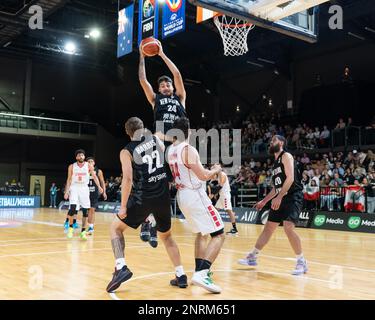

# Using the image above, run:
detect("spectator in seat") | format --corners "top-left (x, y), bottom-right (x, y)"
top-left (319, 126), bottom-right (330, 147)
top-left (330, 173), bottom-right (344, 187)
top-left (335, 118), bottom-right (346, 130)
top-left (301, 153), bottom-right (311, 165)
top-left (363, 175), bottom-right (375, 213)
top-left (344, 168), bottom-right (356, 186)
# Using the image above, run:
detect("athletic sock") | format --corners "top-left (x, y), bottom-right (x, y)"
top-left (250, 247), bottom-right (260, 256)
top-left (89, 224), bottom-right (94, 229)
top-left (65, 218), bottom-right (69, 223)
top-left (69, 224), bottom-right (73, 228)
top-left (195, 258), bottom-right (203, 272)
top-left (197, 259), bottom-right (212, 272)
top-left (81, 228), bottom-right (86, 232)
top-left (73, 219), bottom-right (77, 224)
top-left (296, 253), bottom-right (305, 261)
top-left (175, 265), bottom-right (185, 277)
top-left (232, 223), bottom-right (237, 230)
top-left (115, 258), bottom-right (126, 271)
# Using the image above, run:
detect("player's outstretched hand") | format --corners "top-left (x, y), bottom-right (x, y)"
top-left (64, 192), bottom-right (69, 201)
top-left (103, 193), bottom-right (108, 201)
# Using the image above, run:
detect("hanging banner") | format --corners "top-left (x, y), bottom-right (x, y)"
top-left (117, 4), bottom-right (134, 58)
top-left (162, 0), bottom-right (186, 39)
top-left (138, 0), bottom-right (159, 45)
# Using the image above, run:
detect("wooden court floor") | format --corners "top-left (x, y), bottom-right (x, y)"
top-left (0, 208), bottom-right (374, 300)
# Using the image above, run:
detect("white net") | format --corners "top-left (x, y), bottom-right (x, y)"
top-left (214, 15), bottom-right (255, 57)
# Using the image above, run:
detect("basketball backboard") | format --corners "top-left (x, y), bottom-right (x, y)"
top-left (190, 0), bottom-right (330, 43)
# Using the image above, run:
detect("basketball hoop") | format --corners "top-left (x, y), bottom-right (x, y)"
top-left (214, 15), bottom-right (255, 57)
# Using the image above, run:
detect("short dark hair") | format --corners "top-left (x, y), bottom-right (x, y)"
top-left (173, 117), bottom-right (190, 140)
top-left (158, 75), bottom-right (173, 85)
top-left (75, 149), bottom-right (85, 157)
top-left (86, 157), bottom-right (95, 162)
top-left (125, 117), bottom-right (144, 138)
top-left (274, 135), bottom-right (287, 147)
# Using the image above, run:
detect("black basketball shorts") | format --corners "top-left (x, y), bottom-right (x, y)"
top-left (118, 192), bottom-right (172, 233)
top-left (268, 192), bottom-right (303, 224)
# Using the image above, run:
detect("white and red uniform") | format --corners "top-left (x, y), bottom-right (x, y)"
top-left (168, 142), bottom-right (224, 235)
top-left (215, 173), bottom-right (233, 211)
top-left (69, 162), bottom-right (91, 209)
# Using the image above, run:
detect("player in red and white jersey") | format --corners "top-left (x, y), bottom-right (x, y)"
top-left (213, 168), bottom-right (238, 235)
top-left (168, 117), bottom-right (225, 294)
top-left (64, 149), bottom-right (102, 240)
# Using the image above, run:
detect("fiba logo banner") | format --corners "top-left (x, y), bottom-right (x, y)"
top-left (138, 0), bottom-right (159, 45)
top-left (143, 0), bottom-right (155, 19)
top-left (162, 0), bottom-right (186, 39)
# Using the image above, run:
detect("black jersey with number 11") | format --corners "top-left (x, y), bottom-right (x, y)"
top-left (124, 133), bottom-right (169, 200)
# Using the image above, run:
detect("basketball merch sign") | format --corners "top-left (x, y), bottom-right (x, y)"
top-left (162, 0), bottom-right (186, 39)
top-left (0, 196), bottom-right (40, 209)
top-left (138, 0), bottom-right (159, 45)
top-left (117, 4), bottom-right (134, 58)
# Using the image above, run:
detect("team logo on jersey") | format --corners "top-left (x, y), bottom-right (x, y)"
top-left (166, 0), bottom-right (182, 12)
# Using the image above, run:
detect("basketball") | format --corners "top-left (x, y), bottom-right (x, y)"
top-left (140, 37), bottom-right (160, 57)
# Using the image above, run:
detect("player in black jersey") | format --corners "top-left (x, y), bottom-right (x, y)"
top-left (138, 40), bottom-right (187, 245)
top-left (238, 135), bottom-right (308, 275)
top-left (106, 117), bottom-right (187, 293)
top-left (86, 157), bottom-right (107, 235)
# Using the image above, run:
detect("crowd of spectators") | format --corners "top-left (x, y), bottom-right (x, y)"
top-left (230, 148), bottom-right (375, 213)
top-left (0, 180), bottom-right (26, 196)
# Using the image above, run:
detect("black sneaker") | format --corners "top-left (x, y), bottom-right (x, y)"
top-left (148, 225), bottom-right (158, 248)
top-left (226, 228), bottom-right (238, 235)
top-left (106, 265), bottom-right (133, 293)
top-left (170, 274), bottom-right (188, 288)
top-left (140, 222), bottom-right (151, 242)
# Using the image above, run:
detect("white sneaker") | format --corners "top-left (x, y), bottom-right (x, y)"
top-left (292, 259), bottom-right (308, 275)
top-left (191, 270), bottom-right (221, 294)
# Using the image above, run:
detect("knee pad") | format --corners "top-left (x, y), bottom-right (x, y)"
top-left (68, 205), bottom-right (77, 216)
top-left (210, 228), bottom-right (224, 238)
top-left (82, 208), bottom-right (88, 218)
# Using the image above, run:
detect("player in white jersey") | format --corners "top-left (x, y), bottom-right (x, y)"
top-left (214, 168), bottom-right (238, 234)
top-left (168, 118), bottom-right (225, 294)
top-left (64, 149), bottom-right (103, 240)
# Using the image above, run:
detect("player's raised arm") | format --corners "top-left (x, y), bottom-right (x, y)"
top-left (64, 164), bottom-right (73, 200)
top-left (139, 51), bottom-right (156, 108)
top-left (183, 145), bottom-right (221, 181)
top-left (119, 149), bottom-right (133, 217)
top-left (158, 45), bottom-right (186, 106)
